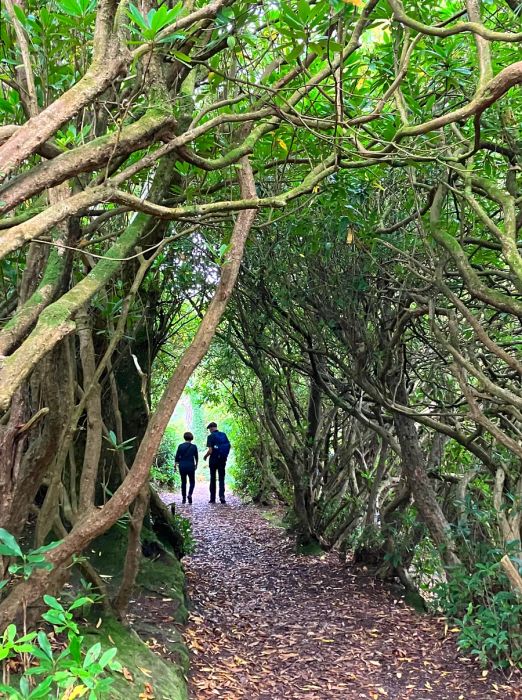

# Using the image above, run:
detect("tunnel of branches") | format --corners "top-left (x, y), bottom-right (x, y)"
top-left (0, 0), bottom-right (521, 682)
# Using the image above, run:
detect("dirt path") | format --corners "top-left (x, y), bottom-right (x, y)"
top-left (169, 484), bottom-right (519, 700)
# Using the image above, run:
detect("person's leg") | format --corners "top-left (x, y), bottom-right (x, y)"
top-left (180, 468), bottom-right (187, 503)
top-left (218, 457), bottom-right (226, 503)
top-left (188, 468), bottom-right (195, 503)
top-left (209, 465), bottom-right (217, 502)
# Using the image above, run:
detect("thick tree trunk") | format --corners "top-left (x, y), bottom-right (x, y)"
top-left (0, 343), bottom-right (72, 538)
top-left (391, 379), bottom-right (460, 569)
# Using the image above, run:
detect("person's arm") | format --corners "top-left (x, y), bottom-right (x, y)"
top-left (174, 445), bottom-right (181, 468)
top-left (203, 435), bottom-right (212, 461)
top-left (194, 446), bottom-right (199, 468)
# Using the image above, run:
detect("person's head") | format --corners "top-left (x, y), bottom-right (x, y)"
top-left (184, 431), bottom-right (194, 442)
top-left (206, 422), bottom-right (217, 432)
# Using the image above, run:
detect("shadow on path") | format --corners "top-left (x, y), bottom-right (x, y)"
top-left (167, 484), bottom-right (519, 700)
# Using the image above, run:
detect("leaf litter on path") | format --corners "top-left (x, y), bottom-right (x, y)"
top-left (168, 484), bottom-right (520, 699)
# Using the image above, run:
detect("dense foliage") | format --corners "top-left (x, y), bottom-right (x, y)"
top-left (0, 0), bottom-right (521, 675)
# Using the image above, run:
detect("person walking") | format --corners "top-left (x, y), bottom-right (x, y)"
top-left (175, 432), bottom-right (198, 504)
top-left (203, 422), bottom-right (231, 504)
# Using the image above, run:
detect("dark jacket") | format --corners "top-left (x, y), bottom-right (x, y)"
top-left (175, 442), bottom-right (198, 470)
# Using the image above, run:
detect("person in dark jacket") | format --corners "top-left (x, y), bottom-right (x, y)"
top-left (203, 422), bottom-right (231, 504)
top-left (175, 432), bottom-right (198, 504)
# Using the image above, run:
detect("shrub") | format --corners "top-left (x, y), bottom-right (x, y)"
top-left (0, 531), bottom-right (121, 698)
top-left (434, 551), bottom-right (522, 669)
top-left (0, 596), bottom-right (121, 699)
top-left (171, 513), bottom-right (195, 556)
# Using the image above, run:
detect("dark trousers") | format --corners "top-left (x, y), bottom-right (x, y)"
top-left (179, 466), bottom-right (195, 500)
top-left (209, 457), bottom-right (227, 502)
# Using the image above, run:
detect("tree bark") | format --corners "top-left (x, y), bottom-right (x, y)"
top-left (113, 485), bottom-right (150, 619)
top-left (391, 376), bottom-right (461, 569)
top-left (0, 157), bottom-right (257, 631)
top-left (500, 554), bottom-right (522, 597)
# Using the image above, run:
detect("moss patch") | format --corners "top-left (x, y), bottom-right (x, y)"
top-left (404, 589), bottom-right (428, 613)
top-left (137, 557), bottom-right (188, 624)
top-left (86, 523), bottom-right (189, 693)
top-left (89, 523), bottom-right (128, 580)
top-left (260, 507), bottom-right (324, 555)
top-left (89, 523), bottom-right (188, 622)
top-left (297, 540), bottom-right (325, 556)
top-left (259, 508), bottom-right (286, 530)
top-left (84, 617), bottom-right (188, 700)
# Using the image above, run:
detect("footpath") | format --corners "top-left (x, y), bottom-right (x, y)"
top-left (171, 484), bottom-right (520, 700)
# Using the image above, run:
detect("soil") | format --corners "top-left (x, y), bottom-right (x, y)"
top-left (163, 483), bottom-right (521, 700)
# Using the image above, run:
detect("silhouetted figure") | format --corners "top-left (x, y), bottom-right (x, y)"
top-left (175, 431), bottom-right (198, 504)
top-left (203, 422), bottom-right (231, 504)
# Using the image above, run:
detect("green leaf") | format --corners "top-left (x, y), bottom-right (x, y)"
top-left (68, 596), bottom-right (93, 611)
top-left (41, 610), bottom-right (62, 625)
top-left (13, 643), bottom-right (37, 654)
top-left (28, 677), bottom-right (53, 700)
top-left (157, 32), bottom-right (186, 44)
top-left (0, 98), bottom-right (16, 115)
top-left (218, 243), bottom-right (229, 259)
top-left (171, 51), bottom-right (192, 66)
top-left (220, 7), bottom-right (235, 20)
top-left (68, 633), bottom-right (82, 663)
top-left (12, 5), bottom-right (27, 25)
top-left (297, 0), bottom-right (310, 23)
top-left (43, 594), bottom-right (63, 611)
top-left (27, 650), bottom-right (52, 666)
top-left (83, 642), bottom-right (101, 668)
top-left (0, 529), bottom-right (23, 558)
top-left (281, 4), bottom-right (304, 31)
top-left (57, 0), bottom-right (83, 17)
top-left (19, 677), bottom-right (29, 698)
top-left (26, 554), bottom-right (46, 564)
top-left (32, 540), bottom-right (60, 555)
top-left (98, 647), bottom-right (118, 669)
top-left (15, 631), bottom-right (37, 644)
top-left (127, 3), bottom-right (149, 31)
top-left (5, 623), bottom-right (17, 642)
top-left (37, 631), bottom-right (53, 660)
top-left (119, 436), bottom-right (136, 446)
